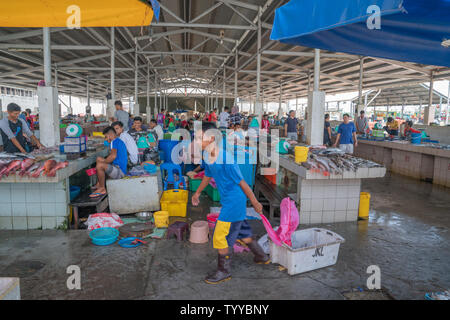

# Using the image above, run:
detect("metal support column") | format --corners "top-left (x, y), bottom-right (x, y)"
top-left (111, 27), bottom-right (115, 100)
top-left (234, 45), bottom-right (238, 105)
top-left (43, 27), bottom-right (51, 86)
top-left (134, 44), bottom-right (139, 116)
top-left (255, 6), bottom-right (262, 123)
top-left (223, 65), bottom-right (226, 111)
top-left (357, 57), bottom-right (364, 115)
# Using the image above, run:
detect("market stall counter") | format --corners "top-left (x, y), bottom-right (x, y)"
top-left (0, 148), bottom-right (108, 230)
top-left (356, 139), bottom-right (450, 187)
top-left (260, 143), bottom-right (386, 225)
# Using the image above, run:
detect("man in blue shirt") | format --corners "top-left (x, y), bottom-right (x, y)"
top-left (284, 110), bottom-right (298, 141)
top-left (333, 113), bottom-right (358, 154)
top-left (90, 126), bottom-right (128, 197)
top-left (192, 122), bottom-right (269, 284)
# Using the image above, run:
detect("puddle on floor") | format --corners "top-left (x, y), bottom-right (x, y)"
top-left (1, 260), bottom-right (46, 278)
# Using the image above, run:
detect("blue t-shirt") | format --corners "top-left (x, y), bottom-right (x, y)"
top-left (204, 149), bottom-right (247, 222)
top-left (338, 122), bottom-right (356, 144)
top-left (110, 138), bottom-right (128, 174)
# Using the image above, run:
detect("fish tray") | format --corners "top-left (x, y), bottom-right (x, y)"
top-left (270, 228), bottom-right (345, 275)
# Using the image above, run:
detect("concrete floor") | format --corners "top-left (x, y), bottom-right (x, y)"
top-left (0, 173), bottom-right (449, 300)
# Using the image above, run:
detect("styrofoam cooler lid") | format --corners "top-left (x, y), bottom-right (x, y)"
top-left (66, 124), bottom-right (82, 137)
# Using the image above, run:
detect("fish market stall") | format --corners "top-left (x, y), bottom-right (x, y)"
top-left (0, 147), bottom-right (108, 230)
top-left (260, 144), bottom-right (386, 225)
top-left (356, 139), bottom-right (450, 188)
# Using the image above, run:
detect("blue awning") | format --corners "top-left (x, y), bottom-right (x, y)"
top-left (270, 0), bottom-right (450, 67)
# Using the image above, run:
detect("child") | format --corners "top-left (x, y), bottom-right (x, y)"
top-left (90, 126), bottom-right (128, 197)
top-left (192, 122), bottom-right (269, 284)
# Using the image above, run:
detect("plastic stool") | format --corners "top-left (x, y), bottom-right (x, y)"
top-left (166, 221), bottom-right (189, 241)
top-left (160, 162), bottom-right (186, 190)
top-left (189, 221), bottom-right (209, 244)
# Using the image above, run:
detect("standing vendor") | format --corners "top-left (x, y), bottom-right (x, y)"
top-left (0, 103), bottom-right (43, 153)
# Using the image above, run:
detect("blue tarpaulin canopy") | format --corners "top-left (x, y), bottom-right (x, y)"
top-left (270, 0), bottom-right (450, 67)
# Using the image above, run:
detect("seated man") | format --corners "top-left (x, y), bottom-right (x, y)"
top-left (384, 117), bottom-right (399, 136)
top-left (0, 103), bottom-right (43, 153)
top-left (112, 121), bottom-right (139, 165)
top-left (148, 119), bottom-right (164, 141)
top-left (403, 120), bottom-right (421, 141)
top-left (129, 116), bottom-right (148, 134)
top-left (90, 126), bottom-right (128, 198)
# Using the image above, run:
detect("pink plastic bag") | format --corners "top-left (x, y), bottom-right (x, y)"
top-left (260, 197), bottom-right (299, 247)
top-left (86, 213), bottom-right (124, 231)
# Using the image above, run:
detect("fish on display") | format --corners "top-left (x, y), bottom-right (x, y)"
top-left (31, 163), bottom-right (46, 178)
top-left (18, 159), bottom-right (35, 176)
top-left (43, 160), bottom-right (57, 176)
top-left (46, 161), bottom-right (69, 177)
top-left (25, 162), bottom-right (42, 176)
top-left (4, 160), bottom-right (22, 176)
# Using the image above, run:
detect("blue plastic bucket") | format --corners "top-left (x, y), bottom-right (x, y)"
top-left (89, 227), bottom-right (119, 246)
top-left (411, 132), bottom-right (422, 144)
top-left (69, 186), bottom-right (81, 201)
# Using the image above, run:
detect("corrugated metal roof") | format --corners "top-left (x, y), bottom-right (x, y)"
top-left (0, 0), bottom-right (449, 103)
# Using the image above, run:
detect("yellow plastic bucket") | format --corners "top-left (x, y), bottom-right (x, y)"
top-left (92, 131), bottom-right (104, 138)
top-left (294, 146), bottom-right (309, 163)
top-left (358, 192), bottom-right (371, 219)
top-left (153, 211), bottom-right (169, 228)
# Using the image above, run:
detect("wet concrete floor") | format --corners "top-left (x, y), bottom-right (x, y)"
top-left (0, 173), bottom-right (448, 300)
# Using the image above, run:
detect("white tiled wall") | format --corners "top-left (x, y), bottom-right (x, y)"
top-left (298, 178), bottom-right (361, 224)
top-left (0, 180), bottom-right (68, 230)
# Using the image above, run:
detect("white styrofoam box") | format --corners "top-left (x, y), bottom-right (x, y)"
top-left (0, 217), bottom-right (12, 230)
top-left (107, 175), bottom-right (161, 214)
top-left (0, 278), bottom-right (20, 300)
top-left (270, 228), bottom-right (345, 275)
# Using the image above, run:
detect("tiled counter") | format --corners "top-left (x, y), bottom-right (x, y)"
top-left (262, 153), bottom-right (386, 225)
top-left (356, 140), bottom-right (450, 187)
top-left (0, 148), bottom-right (108, 230)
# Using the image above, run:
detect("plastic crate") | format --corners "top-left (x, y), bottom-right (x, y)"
top-left (189, 178), bottom-right (203, 192)
top-left (270, 228), bottom-right (345, 275)
top-left (206, 184), bottom-right (221, 202)
top-left (160, 189), bottom-right (188, 217)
